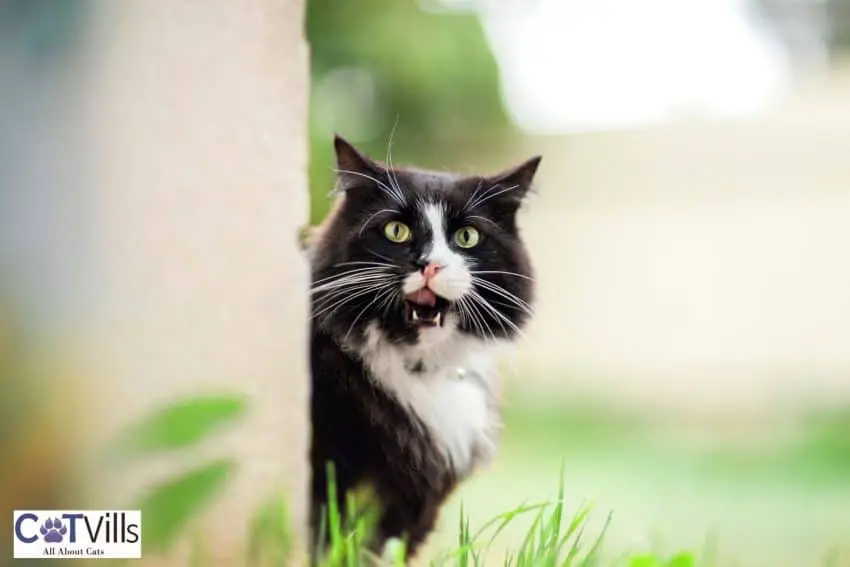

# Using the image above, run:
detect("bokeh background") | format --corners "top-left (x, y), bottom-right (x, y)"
top-left (306, 0), bottom-right (850, 565)
top-left (3, 0), bottom-right (850, 565)
top-left (1, 2), bottom-right (90, 563)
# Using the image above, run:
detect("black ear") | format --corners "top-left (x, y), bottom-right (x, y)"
top-left (482, 155), bottom-right (542, 210)
top-left (333, 134), bottom-right (381, 192)
top-left (491, 155), bottom-right (542, 188)
top-left (334, 134), bottom-right (374, 172)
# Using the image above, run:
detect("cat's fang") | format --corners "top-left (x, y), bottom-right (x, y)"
top-left (412, 310), bottom-right (419, 321)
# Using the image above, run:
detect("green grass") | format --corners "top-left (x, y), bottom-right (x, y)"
top-left (107, 392), bottom-right (850, 566)
top-left (310, 466), bottom-right (697, 567)
top-left (444, 396), bottom-right (850, 567)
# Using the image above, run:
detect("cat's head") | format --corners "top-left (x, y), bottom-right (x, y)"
top-left (310, 135), bottom-right (540, 348)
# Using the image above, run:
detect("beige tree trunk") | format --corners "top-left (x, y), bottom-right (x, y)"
top-left (76, 1), bottom-right (310, 565)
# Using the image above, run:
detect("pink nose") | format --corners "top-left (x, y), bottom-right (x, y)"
top-left (422, 263), bottom-right (443, 280)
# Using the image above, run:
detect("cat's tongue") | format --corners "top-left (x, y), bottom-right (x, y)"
top-left (405, 288), bottom-right (437, 307)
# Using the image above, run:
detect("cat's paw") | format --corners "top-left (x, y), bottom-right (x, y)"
top-left (381, 537), bottom-right (406, 564)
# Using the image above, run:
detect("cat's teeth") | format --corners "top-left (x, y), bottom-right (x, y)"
top-left (411, 309), bottom-right (419, 321)
top-left (434, 312), bottom-right (442, 326)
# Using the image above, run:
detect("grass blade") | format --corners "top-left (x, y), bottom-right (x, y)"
top-left (107, 395), bottom-right (247, 464)
top-left (579, 511), bottom-right (612, 567)
top-left (135, 458), bottom-right (235, 554)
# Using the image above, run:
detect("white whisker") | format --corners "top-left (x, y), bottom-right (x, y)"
top-left (343, 286), bottom-right (399, 341)
top-left (471, 277), bottom-right (535, 317)
top-left (466, 215), bottom-right (502, 231)
top-left (334, 168), bottom-right (393, 193)
top-left (462, 180), bottom-right (485, 213)
top-left (469, 290), bottom-right (526, 339)
top-left (465, 183), bottom-right (501, 211)
top-left (312, 281), bottom-right (391, 308)
top-left (458, 295), bottom-right (494, 344)
top-left (312, 270), bottom-right (398, 293)
top-left (311, 280), bottom-right (388, 301)
top-left (312, 281), bottom-right (397, 320)
top-left (312, 266), bottom-right (393, 287)
top-left (311, 272), bottom-right (391, 293)
top-left (365, 248), bottom-right (397, 264)
top-left (463, 293), bottom-right (497, 343)
top-left (384, 115), bottom-right (406, 204)
top-left (333, 261), bottom-right (397, 269)
top-left (358, 209), bottom-right (401, 237)
top-left (379, 289), bottom-right (399, 317)
top-left (471, 292), bottom-right (509, 336)
top-left (311, 271), bottom-right (396, 299)
top-left (335, 168), bottom-right (404, 206)
top-left (468, 184), bottom-right (520, 211)
top-left (471, 270), bottom-right (536, 282)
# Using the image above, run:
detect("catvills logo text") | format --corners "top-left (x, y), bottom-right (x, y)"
top-left (13, 510), bottom-right (142, 559)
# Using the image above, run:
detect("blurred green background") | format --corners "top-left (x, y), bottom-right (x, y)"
top-left (305, 0), bottom-right (516, 224)
top-left (306, 1), bottom-right (850, 565)
top-left (3, 0), bottom-right (850, 565)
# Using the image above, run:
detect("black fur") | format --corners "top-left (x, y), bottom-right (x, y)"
top-left (309, 135), bottom-right (541, 559)
top-left (310, 330), bottom-right (456, 557)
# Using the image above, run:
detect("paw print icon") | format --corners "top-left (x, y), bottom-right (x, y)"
top-left (40, 518), bottom-right (67, 543)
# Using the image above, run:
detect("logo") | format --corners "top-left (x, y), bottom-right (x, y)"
top-left (40, 518), bottom-right (68, 543)
top-left (13, 510), bottom-right (142, 559)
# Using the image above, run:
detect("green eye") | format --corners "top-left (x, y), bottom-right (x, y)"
top-left (384, 221), bottom-right (412, 243)
top-left (454, 226), bottom-right (480, 248)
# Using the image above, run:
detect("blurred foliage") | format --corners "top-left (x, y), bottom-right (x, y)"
top-left (246, 490), bottom-right (295, 567)
top-left (95, 390), bottom-right (850, 566)
top-left (306, 0), bottom-right (514, 224)
top-left (102, 394), bottom-right (246, 555)
top-left (105, 393), bottom-right (294, 564)
top-left (785, 408), bottom-right (850, 480)
top-left (136, 459), bottom-right (235, 555)
top-left (503, 396), bottom-right (850, 483)
top-left (627, 554), bottom-right (696, 567)
top-left (105, 395), bottom-right (247, 466)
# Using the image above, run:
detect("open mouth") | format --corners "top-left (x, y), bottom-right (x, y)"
top-left (403, 288), bottom-right (450, 328)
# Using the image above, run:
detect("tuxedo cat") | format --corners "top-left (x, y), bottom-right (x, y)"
top-left (309, 135), bottom-right (541, 559)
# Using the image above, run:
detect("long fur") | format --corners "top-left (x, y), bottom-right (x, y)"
top-left (308, 135), bottom-right (541, 559)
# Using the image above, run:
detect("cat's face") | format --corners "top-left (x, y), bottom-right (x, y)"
top-left (310, 136), bottom-right (540, 347)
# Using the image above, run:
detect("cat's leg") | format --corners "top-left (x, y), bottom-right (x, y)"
top-left (374, 493), bottom-right (444, 562)
top-left (401, 500), bottom-right (442, 559)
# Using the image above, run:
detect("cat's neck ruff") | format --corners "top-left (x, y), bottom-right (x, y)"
top-left (356, 318), bottom-right (509, 476)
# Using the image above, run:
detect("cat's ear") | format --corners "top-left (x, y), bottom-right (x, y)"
top-left (483, 155), bottom-right (542, 210)
top-left (333, 134), bottom-right (381, 192)
top-left (491, 155), bottom-right (542, 190)
top-left (334, 134), bottom-right (374, 172)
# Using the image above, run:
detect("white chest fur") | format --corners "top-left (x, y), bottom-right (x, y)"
top-left (358, 321), bottom-right (504, 477)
